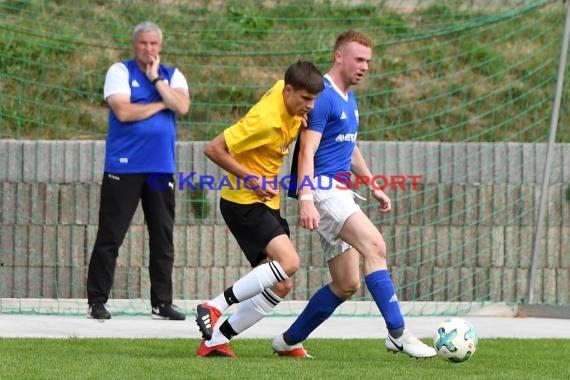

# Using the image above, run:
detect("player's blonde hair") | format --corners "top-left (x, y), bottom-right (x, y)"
top-left (333, 30), bottom-right (373, 58)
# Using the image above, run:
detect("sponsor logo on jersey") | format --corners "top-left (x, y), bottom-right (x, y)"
top-left (335, 132), bottom-right (357, 142)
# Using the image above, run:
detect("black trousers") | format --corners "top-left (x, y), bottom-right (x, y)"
top-left (87, 172), bottom-right (175, 307)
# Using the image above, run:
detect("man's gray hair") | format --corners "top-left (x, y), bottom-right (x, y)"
top-left (132, 21), bottom-right (163, 42)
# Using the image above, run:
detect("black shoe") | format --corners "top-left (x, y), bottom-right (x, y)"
top-left (152, 303), bottom-right (186, 320)
top-left (195, 303), bottom-right (221, 340)
top-left (88, 303), bottom-right (111, 319)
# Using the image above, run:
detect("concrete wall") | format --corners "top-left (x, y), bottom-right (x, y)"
top-left (0, 140), bottom-right (568, 305)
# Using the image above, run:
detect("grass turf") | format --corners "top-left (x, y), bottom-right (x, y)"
top-left (1, 338), bottom-right (569, 380)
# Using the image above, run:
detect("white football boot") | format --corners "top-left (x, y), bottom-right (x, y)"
top-left (385, 329), bottom-right (437, 358)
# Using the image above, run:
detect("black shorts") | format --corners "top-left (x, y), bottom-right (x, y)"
top-left (220, 198), bottom-right (290, 267)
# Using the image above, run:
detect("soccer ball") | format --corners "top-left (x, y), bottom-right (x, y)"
top-left (433, 318), bottom-right (478, 363)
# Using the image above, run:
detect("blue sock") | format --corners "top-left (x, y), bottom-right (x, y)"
top-left (365, 269), bottom-right (405, 331)
top-left (284, 285), bottom-right (343, 345)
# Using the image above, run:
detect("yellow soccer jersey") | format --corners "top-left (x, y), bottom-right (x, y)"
top-left (221, 80), bottom-right (302, 210)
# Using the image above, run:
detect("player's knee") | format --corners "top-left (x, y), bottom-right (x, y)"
top-left (278, 252), bottom-right (300, 276)
top-left (272, 278), bottom-right (293, 297)
top-left (343, 280), bottom-right (361, 296)
top-left (372, 238), bottom-right (387, 260)
top-left (334, 280), bottom-right (360, 299)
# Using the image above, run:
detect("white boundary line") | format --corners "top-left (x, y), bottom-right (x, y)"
top-left (0, 298), bottom-right (518, 317)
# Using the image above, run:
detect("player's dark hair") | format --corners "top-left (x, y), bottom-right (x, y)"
top-left (284, 61), bottom-right (324, 95)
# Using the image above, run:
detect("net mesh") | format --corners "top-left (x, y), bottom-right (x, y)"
top-left (0, 0), bottom-right (569, 316)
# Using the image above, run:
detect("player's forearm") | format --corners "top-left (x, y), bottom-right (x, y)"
top-left (156, 84), bottom-right (190, 115)
top-left (349, 146), bottom-right (372, 178)
top-left (203, 135), bottom-right (258, 185)
top-left (351, 146), bottom-right (386, 193)
top-left (297, 130), bottom-right (321, 196)
top-left (297, 149), bottom-right (315, 195)
top-left (212, 154), bottom-right (255, 182)
top-left (112, 102), bottom-right (166, 122)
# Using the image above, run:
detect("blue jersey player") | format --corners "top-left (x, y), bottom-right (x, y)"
top-left (273, 30), bottom-right (436, 359)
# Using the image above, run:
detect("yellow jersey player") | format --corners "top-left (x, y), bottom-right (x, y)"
top-left (196, 61), bottom-right (323, 358)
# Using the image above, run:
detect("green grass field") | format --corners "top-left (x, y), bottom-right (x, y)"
top-left (1, 338), bottom-right (569, 380)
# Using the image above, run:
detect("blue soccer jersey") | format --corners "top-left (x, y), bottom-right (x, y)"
top-left (103, 59), bottom-right (178, 174)
top-left (309, 75), bottom-right (359, 177)
top-left (289, 74), bottom-right (359, 197)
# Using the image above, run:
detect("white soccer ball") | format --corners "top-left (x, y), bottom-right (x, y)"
top-left (433, 318), bottom-right (478, 363)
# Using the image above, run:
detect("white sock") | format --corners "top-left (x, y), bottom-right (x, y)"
top-left (232, 261), bottom-right (287, 302)
top-left (227, 288), bottom-right (282, 334)
top-left (206, 288), bottom-right (282, 347)
top-left (206, 261), bottom-right (287, 314)
top-left (206, 328), bottom-right (230, 347)
top-left (207, 294), bottom-right (229, 313)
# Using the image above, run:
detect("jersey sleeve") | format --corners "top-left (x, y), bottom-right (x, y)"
top-left (170, 68), bottom-right (189, 91)
top-left (103, 63), bottom-right (130, 99)
top-left (224, 109), bottom-right (274, 155)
